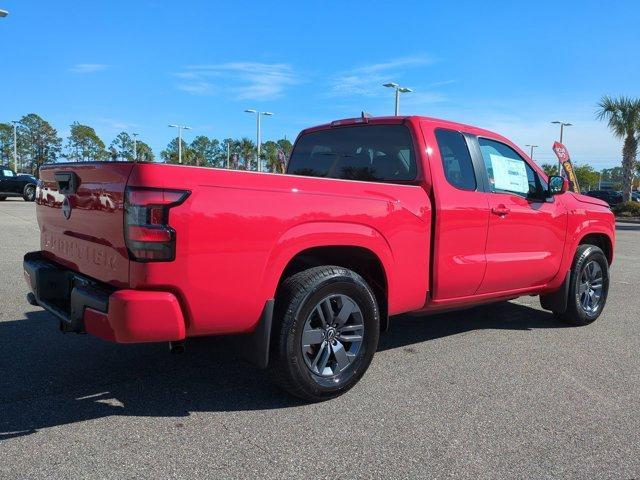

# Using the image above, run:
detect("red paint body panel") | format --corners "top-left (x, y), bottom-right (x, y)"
top-left (478, 192), bottom-right (568, 293)
top-left (126, 164), bottom-right (431, 336)
top-left (84, 290), bottom-right (185, 343)
top-left (34, 116), bottom-right (615, 344)
top-left (36, 162), bottom-right (133, 288)
top-left (419, 120), bottom-right (490, 299)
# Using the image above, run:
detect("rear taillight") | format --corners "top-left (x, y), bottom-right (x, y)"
top-left (124, 187), bottom-right (190, 262)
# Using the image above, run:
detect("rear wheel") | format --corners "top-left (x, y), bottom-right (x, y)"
top-left (269, 266), bottom-right (380, 401)
top-left (555, 245), bottom-right (609, 326)
top-left (23, 184), bottom-right (36, 202)
top-left (0, 196), bottom-right (6, 201)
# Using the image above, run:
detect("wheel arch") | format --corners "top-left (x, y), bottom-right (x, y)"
top-left (578, 232), bottom-right (613, 265)
top-left (262, 222), bottom-right (394, 331)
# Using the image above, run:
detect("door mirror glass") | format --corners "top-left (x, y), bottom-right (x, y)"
top-left (548, 175), bottom-right (567, 195)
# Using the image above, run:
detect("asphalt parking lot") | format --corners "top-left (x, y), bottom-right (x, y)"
top-left (1, 198), bottom-right (639, 479)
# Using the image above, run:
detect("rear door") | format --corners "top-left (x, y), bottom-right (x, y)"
top-left (474, 137), bottom-right (567, 293)
top-left (422, 124), bottom-right (491, 300)
top-left (37, 162), bottom-right (135, 288)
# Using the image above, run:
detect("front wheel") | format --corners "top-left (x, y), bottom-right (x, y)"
top-left (0, 196), bottom-right (6, 201)
top-left (555, 244), bottom-right (609, 326)
top-left (269, 266), bottom-right (380, 401)
top-left (23, 184), bottom-right (36, 202)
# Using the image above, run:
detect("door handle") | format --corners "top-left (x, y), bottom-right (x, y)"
top-left (491, 204), bottom-right (510, 216)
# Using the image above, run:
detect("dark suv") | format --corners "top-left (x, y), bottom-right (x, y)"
top-left (584, 190), bottom-right (623, 207)
top-left (0, 166), bottom-right (38, 201)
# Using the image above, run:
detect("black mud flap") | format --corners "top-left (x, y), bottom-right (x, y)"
top-left (540, 271), bottom-right (570, 313)
top-left (241, 299), bottom-right (274, 369)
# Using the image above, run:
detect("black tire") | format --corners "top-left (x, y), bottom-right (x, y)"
top-left (555, 244), bottom-right (609, 326)
top-left (0, 196), bottom-right (6, 201)
top-left (269, 266), bottom-right (380, 401)
top-left (23, 184), bottom-right (36, 202)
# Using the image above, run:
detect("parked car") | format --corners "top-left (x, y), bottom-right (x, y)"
top-left (24, 116), bottom-right (615, 401)
top-left (0, 166), bottom-right (37, 201)
top-left (630, 191), bottom-right (640, 202)
top-left (584, 189), bottom-right (623, 207)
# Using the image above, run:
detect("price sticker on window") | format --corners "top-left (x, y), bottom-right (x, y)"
top-left (489, 154), bottom-right (528, 194)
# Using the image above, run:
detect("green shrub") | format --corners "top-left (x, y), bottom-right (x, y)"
top-left (613, 201), bottom-right (640, 217)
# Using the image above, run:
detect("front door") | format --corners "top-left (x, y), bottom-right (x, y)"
top-left (475, 137), bottom-right (567, 294)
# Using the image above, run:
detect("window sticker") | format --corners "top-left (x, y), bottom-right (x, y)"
top-left (489, 154), bottom-right (528, 194)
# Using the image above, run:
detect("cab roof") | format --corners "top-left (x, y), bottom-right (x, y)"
top-left (299, 115), bottom-right (512, 145)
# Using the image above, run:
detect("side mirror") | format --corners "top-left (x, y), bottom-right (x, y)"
top-left (548, 175), bottom-right (568, 195)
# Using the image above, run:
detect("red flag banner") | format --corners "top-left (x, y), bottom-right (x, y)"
top-left (552, 141), bottom-right (570, 164)
top-left (552, 141), bottom-right (580, 193)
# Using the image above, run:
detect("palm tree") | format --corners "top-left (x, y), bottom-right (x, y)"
top-left (238, 137), bottom-right (256, 170)
top-left (541, 163), bottom-right (559, 177)
top-left (596, 95), bottom-right (640, 201)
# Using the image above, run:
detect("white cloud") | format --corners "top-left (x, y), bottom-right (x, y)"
top-left (351, 55), bottom-right (435, 74)
top-left (328, 55), bottom-right (441, 99)
top-left (69, 63), bottom-right (109, 74)
top-left (174, 62), bottom-right (299, 100)
top-left (177, 81), bottom-right (217, 95)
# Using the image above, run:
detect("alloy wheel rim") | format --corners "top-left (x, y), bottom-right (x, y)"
top-left (301, 294), bottom-right (364, 377)
top-left (578, 260), bottom-right (604, 315)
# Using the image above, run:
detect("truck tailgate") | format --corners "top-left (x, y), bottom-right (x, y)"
top-left (36, 162), bottom-right (134, 288)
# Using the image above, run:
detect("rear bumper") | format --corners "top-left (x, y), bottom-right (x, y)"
top-left (23, 252), bottom-right (186, 343)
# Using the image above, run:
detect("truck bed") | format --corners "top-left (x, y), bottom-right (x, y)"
top-left (36, 162), bottom-right (432, 337)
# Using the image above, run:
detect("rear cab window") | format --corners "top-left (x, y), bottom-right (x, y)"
top-left (478, 138), bottom-right (547, 198)
top-left (287, 124), bottom-right (417, 182)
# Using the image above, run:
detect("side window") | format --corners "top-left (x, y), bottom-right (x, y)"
top-left (434, 129), bottom-right (476, 190)
top-left (2, 169), bottom-right (14, 177)
top-left (478, 138), bottom-right (546, 197)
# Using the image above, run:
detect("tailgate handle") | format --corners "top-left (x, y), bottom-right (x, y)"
top-left (54, 172), bottom-right (79, 195)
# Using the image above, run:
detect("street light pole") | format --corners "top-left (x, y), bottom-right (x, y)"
top-left (11, 121), bottom-right (18, 172)
top-left (168, 124), bottom-right (191, 164)
top-left (395, 88), bottom-right (400, 116)
top-left (383, 83), bottom-right (413, 116)
top-left (525, 144), bottom-right (538, 162)
top-left (132, 132), bottom-right (138, 161)
top-left (551, 121), bottom-right (572, 175)
top-left (256, 113), bottom-right (261, 171)
top-left (244, 110), bottom-right (274, 172)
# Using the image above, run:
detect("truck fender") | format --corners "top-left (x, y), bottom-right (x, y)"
top-left (543, 221), bottom-right (613, 296)
top-left (259, 221), bottom-right (395, 303)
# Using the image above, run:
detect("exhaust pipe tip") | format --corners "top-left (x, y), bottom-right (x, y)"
top-left (26, 292), bottom-right (38, 306)
top-left (169, 340), bottom-right (185, 354)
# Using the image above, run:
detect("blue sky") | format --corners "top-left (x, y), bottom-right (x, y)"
top-left (1, 0), bottom-right (639, 168)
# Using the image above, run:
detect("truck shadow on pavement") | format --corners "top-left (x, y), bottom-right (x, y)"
top-left (0, 302), bottom-right (567, 440)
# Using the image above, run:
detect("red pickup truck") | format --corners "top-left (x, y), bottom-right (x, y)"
top-left (24, 115), bottom-right (615, 401)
